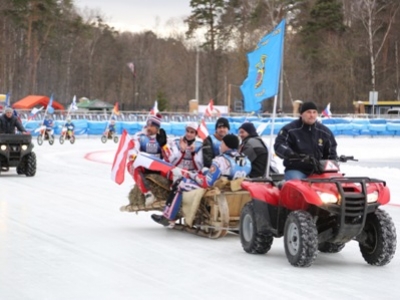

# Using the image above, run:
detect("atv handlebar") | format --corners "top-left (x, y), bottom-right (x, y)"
top-left (338, 155), bottom-right (358, 162)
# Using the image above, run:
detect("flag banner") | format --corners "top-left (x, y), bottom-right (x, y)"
top-left (203, 99), bottom-right (221, 117)
top-left (5, 92), bottom-right (10, 106)
top-left (127, 62), bottom-right (136, 77)
top-left (133, 152), bottom-right (175, 175)
top-left (240, 19), bottom-right (286, 112)
top-left (47, 94), bottom-right (54, 114)
top-left (150, 100), bottom-right (159, 115)
top-left (111, 130), bottom-right (135, 184)
top-left (197, 119), bottom-right (209, 140)
top-left (113, 102), bottom-right (120, 115)
top-left (321, 103), bottom-right (332, 118)
top-left (28, 106), bottom-right (44, 121)
top-left (71, 95), bottom-right (78, 111)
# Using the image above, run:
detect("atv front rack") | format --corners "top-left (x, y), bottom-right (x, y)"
top-left (302, 176), bottom-right (385, 243)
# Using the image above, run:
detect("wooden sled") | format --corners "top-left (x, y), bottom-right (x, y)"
top-left (121, 175), bottom-right (253, 239)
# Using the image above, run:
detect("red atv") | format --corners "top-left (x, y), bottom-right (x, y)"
top-left (240, 156), bottom-right (397, 267)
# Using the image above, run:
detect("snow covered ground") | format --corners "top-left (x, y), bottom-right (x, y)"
top-left (0, 136), bottom-right (399, 300)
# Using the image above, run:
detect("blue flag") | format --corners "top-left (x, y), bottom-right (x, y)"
top-left (47, 94), bottom-right (54, 114)
top-left (5, 92), bottom-right (10, 107)
top-left (240, 19), bottom-right (286, 112)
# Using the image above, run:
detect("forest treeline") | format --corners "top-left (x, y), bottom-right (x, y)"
top-left (0, 0), bottom-right (399, 113)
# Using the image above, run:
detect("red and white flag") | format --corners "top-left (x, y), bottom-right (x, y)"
top-left (150, 100), bottom-right (159, 115)
top-left (197, 119), bottom-right (209, 140)
top-left (204, 99), bottom-right (214, 117)
top-left (111, 130), bottom-right (134, 184)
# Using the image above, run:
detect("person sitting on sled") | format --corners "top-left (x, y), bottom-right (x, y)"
top-left (274, 101), bottom-right (338, 180)
top-left (151, 134), bottom-right (251, 227)
top-left (123, 113), bottom-right (168, 209)
top-left (163, 122), bottom-right (203, 172)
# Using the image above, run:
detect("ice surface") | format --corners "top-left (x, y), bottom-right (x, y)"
top-left (0, 137), bottom-right (399, 300)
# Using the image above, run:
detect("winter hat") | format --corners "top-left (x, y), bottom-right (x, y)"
top-left (215, 117), bottom-right (230, 130)
top-left (238, 122), bottom-right (257, 136)
top-left (300, 102), bottom-right (318, 114)
top-left (222, 134), bottom-right (239, 150)
top-left (147, 113), bottom-right (162, 127)
top-left (5, 107), bottom-right (13, 113)
top-left (186, 122), bottom-right (198, 133)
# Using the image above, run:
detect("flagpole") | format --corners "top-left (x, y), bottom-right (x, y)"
top-left (265, 95), bottom-right (278, 179)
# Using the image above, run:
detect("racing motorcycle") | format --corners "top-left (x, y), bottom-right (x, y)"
top-left (59, 125), bottom-right (75, 144)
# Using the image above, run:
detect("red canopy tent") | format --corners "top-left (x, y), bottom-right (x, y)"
top-left (12, 95), bottom-right (65, 110)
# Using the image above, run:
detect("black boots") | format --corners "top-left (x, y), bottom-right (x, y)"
top-left (151, 214), bottom-right (172, 227)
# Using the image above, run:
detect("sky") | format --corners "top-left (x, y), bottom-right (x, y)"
top-left (74, 0), bottom-right (193, 35)
top-left (0, 136), bottom-right (399, 299)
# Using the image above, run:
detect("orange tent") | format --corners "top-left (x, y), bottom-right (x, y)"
top-left (12, 95), bottom-right (65, 110)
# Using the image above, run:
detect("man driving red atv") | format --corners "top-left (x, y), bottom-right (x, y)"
top-left (274, 101), bottom-right (338, 180)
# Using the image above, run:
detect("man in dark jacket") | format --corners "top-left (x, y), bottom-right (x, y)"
top-left (0, 107), bottom-right (27, 134)
top-left (238, 122), bottom-right (278, 178)
top-left (274, 101), bottom-right (337, 180)
top-left (202, 117), bottom-right (230, 168)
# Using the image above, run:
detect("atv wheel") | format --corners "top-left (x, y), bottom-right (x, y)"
top-left (59, 136), bottom-right (65, 144)
top-left (318, 242), bottom-right (345, 253)
top-left (49, 135), bottom-right (54, 145)
top-left (113, 136), bottom-right (119, 143)
top-left (16, 164), bottom-right (25, 175)
top-left (240, 201), bottom-right (273, 254)
top-left (358, 209), bottom-right (396, 266)
top-left (70, 136), bottom-right (75, 144)
top-left (101, 135), bottom-right (107, 143)
top-left (25, 152), bottom-right (37, 177)
top-left (284, 210), bottom-right (318, 267)
top-left (37, 135), bottom-right (43, 145)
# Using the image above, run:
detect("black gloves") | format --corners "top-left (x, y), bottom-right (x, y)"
top-left (284, 149), bottom-right (300, 159)
top-left (156, 128), bottom-right (167, 147)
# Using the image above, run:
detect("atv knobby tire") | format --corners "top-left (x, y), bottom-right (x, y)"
top-left (25, 152), bottom-right (37, 177)
top-left (359, 208), bottom-right (397, 266)
top-left (240, 201), bottom-right (273, 254)
top-left (318, 242), bottom-right (345, 253)
top-left (284, 210), bottom-right (318, 267)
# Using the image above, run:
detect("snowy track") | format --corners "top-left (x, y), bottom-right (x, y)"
top-left (0, 138), bottom-right (399, 299)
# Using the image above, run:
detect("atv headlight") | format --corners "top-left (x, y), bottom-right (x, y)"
top-left (317, 191), bottom-right (338, 204)
top-left (21, 144), bottom-right (28, 151)
top-left (0, 145), bottom-right (6, 151)
top-left (367, 191), bottom-right (379, 203)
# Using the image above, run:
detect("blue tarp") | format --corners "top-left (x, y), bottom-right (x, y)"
top-left (21, 118), bottom-right (400, 137)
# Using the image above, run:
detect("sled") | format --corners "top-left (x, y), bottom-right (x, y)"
top-left (120, 174), bottom-right (254, 239)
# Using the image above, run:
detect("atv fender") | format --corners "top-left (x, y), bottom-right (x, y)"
top-left (280, 180), bottom-right (324, 211)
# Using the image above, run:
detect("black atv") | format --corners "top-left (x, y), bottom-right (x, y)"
top-left (0, 134), bottom-right (37, 177)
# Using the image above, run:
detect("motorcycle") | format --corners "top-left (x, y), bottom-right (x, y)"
top-left (101, 130), bottom-right (118, 143)
top-left (37, 126), bottom-right (55, 146)
top-left (59, 126), bottom-right (75, 144)
top-left (239, 155), bottom-right (397, 267)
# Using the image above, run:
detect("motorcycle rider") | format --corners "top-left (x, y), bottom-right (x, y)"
top-left (64, 117), bottom-right (75, 138)
top-left (274, 101), bottom-right (338, 180)
top-left (0, 107), bottom-right (27, 134)
top-left (202, 117), bottom-right (230, 168)
top-left (42, 115), bottom-right (54, 139)
top-left (163, 122), bottom-right (203, 172)
top-left (151, 134), bottom-right (251, 227)
top-left (238, 122), bottom-right (279, 178)
top-left (122, 113), bottom-right (168, 209)
top-left (106, 118), bottom-right (116, 138)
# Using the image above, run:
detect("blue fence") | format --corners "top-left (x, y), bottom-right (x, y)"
top-left (23, 117), bottom-right (400, 137)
